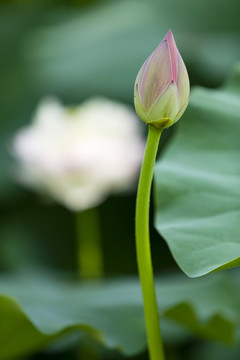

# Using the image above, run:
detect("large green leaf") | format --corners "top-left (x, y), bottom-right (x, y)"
top-left (154, 64), bottom-right (240, 277)
top-left (0, 271), bottom-right (240, 359)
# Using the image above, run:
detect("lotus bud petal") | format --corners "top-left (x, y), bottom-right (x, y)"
top-left (134, 30), bottom-right (190, 129)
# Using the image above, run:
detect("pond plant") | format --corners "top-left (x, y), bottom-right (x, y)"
top-left (134, 30), bottom-right (190, 360)
top-left (2, 26), bottom-right (240, 360)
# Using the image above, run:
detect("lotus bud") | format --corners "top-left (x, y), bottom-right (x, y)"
top-left (134, 30), bottom-right (190, 130)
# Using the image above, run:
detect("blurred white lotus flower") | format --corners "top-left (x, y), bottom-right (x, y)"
top-left (12, 97), bottom-right (145, 211)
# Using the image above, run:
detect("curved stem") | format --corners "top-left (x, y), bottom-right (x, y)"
top-left (135, 125), bottom-right (165, 360)
top-left (75, 208), bottom-right (103, 278)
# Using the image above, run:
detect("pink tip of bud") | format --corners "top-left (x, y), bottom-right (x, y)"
top-left (164, 30), bottom-right (178, 84)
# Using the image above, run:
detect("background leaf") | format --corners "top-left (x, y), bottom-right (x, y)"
top-left (154, 64), bottom-right (240, 277)
top-left (23, 0), bottom-right (240, 101)
top-left (195, 342), bottom-right (240, 360)
top-left (0, 271), bottom-right (240, 359)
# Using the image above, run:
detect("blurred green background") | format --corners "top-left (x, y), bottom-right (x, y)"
top-left (1, 0), bottom-right (240, 359)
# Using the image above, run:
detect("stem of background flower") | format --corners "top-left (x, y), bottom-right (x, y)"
top-left (75, 208), bottom-right (103, 359)
top-left (75, 208), bottom-right (103, 278)
top-left (135, 125), bottom-right (165, 360)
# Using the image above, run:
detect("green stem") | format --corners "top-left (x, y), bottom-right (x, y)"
top-left (135, 125), bottom-right (165, 360)
top-left (75, 208), bottom-right (103, 278)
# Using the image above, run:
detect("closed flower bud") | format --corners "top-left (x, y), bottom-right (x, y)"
top-left (134, 30), bottom-right (190, 129)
